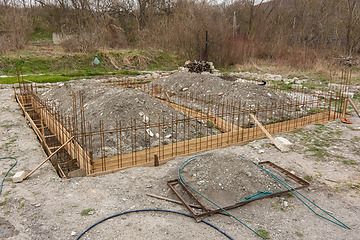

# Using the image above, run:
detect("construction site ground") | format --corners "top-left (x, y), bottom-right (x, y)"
top-left (1, 78), bottom-right (360, 239)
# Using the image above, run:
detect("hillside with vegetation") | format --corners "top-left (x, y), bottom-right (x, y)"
top-left (0, 0), bottom-right (360, 83)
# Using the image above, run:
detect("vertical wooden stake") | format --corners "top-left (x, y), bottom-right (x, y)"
top-left (154, 154), bottom-right (159, 167)
top-left (342, 99), bottom-right (348, 118)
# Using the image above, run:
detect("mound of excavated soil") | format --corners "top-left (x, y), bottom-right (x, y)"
top-left (179, 151), bottom-right (288, 208)
top-left (152, 72), bottom-right (293, 105)
top-left (41, 80), bottom-right (220, 158)
top-left (153, 73), bottom-right (321, 127)
top-left (42, 81), bottom-right (182, 129)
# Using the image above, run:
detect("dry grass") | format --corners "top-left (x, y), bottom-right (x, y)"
top-left (235, 57), bottom-right (360, 85)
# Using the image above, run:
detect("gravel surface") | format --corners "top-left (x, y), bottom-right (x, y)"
top-left (152, 72), bottom-right (293, 106)
top-left (152, 72), bottom-right (320, 126)
top-left (41, 80), bottom-right (220, 158)
top-left (1, 84), bottom-right (360, 239)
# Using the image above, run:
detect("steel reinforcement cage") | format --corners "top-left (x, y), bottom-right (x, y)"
top-left (15, 71), bottom-right (352, 177)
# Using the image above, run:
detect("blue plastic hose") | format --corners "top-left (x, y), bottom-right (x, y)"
top-left (76, 209), bottom-right (234, 240)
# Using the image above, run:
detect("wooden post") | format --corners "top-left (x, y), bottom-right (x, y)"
top-left (342, 99), bottom-right (348, 118)
top-left (154, 154), bottom-right (159, 167)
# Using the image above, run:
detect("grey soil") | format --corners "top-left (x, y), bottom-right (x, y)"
top-left (1, 79), bottom-right (360, 239)
top-left (41, 80), bottom-right (220, 158)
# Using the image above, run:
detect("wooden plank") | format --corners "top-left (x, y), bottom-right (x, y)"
top-left (31, 98), bottom-right (92, 173)
top-left (24, 137), bottom-right (74, 180)
top-left (159, 99), bottom-right (240, 132)
top-left (250, 114), bottom-right (275, 144)
top-left (348, 98), bottom-right (360, 117)
top-left (16, 95), bottom-right (43, 142)
top-left (342, 99), bottom-right (348, 118)
top-left (19, 93), bottom-right (92, 175)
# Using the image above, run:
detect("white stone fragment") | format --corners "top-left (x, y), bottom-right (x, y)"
top-left (142, 115), bottom-right (150, 123)
top-left (274, 137), bottom-right (292, 152)
top-left (146, 129), bottom-right (154, 137)
top-left (12, 171), bottom-right (25, 183)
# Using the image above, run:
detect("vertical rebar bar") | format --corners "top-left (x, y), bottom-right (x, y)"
top-left (119, 120), bottom-right (123, 168)
top-left (116, 118), bottom-right (120, 169)
top-left (134, 118), bottom-right (137, 165)
top-left (158, 115), bottom-right (161, 159)
top-left (162, 115), bottom-right (165, 159)
top-left (171, 115), bottom-right (174, 157)
top-left (131, 117), bottom-right (134, 165)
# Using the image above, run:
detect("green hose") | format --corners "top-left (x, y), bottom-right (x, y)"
top-left (0, 157), bottom-right (18, 195)
top-left (238, 154), bottom-right (350, 230)
top-left (178, 155), bottom-right (265, 239)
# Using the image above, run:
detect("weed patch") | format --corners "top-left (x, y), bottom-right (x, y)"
top-left (257, 229), bottom-right (270, 239)
top-left (81, 208), bottom-right (95, 216)
top-left (343, 160), bottom-right (358, 165)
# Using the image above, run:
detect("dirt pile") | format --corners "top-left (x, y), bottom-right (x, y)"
top-left (152, 72), bottom-right (293, 106)
top-left (179, 151), bottom-right (287, 208)
top-left (41, 80), bottom-right (220, 158)
top-left (152, 72), bottom-right (320, 126)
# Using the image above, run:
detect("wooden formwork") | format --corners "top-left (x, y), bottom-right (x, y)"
top-left (158, 99), bottom-right (240, 132)
top-left (90, 111), bottom-right (337, 176)
top-left (16, 92), bottom-right (92, 176)
top-left (15, 68), bottom-right (352, 177)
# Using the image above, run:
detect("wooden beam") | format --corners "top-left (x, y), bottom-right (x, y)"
top-left (348, 98), bottom-right (360, 117)
top-left (159, 99), bottom-right (240, 132)
top-left (250, 114), bottom-right (275, 144)
top-left (30, 97), bottom-right (92, 174)
top-left (24, 137), bottom-right (74, 180)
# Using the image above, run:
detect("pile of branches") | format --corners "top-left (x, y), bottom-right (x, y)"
top-left (184, 60), bottom-right (212, 73)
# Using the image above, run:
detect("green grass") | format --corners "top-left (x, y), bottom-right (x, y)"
top-left (0, 75), bottom-right (71, 84)
top-left (257, 229), bottom-right (270, 239)
top-left (353, 93), bottom-right (360, 100)
top-left (29, 24), bottom-right (53, 41)
top-left (80, 208), bottom-right (95, 216)
top-left (304, 175), bottom-right (313, 181)
top-left (305, 147), bottom-right (329, 158)
top-left (343, 160), bottom-right (358, 165)
top-left (0, 51), bottom-right (180, 78)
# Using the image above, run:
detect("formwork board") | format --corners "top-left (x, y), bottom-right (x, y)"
top-left (91, 111), bottom-right (336, 174)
